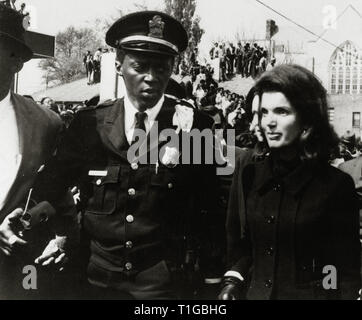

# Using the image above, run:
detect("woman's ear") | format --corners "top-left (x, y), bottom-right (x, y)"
top-left (115, 61), bottom-right (122, 76)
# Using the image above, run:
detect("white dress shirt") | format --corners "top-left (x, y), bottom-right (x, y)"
top-left (124, 93), bottom-right (164, 145)
top-left (0, 92), bottom-right (21, 210)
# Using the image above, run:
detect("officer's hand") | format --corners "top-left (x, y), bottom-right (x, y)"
top-left (218, 276), bottom-right (244, 300)
top-left (0, 208), bottom-right (28, 256)
top-left (35, 236), bottom-right (68, 271)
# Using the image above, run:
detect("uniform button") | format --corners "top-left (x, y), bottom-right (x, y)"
top-left (266, 247), bottom-right (274, 256)
top-left (125, 241), bottom-right (133, 249)
top-left (125, 262), bottom-right (133, 271)
top-left (131, 163), bottom-right (139, 170)
top-left (128, 188), bottom-right (136, 196)
top-left (126, 215), bottom-right (134, 223)
top-left (265, 280), bottom-right (273, 288)
top-left (168, 183), bottom-right (173, 189)
top-left (266, 216), bottom-right (275, 224)
top-left (96, 179), bottom-right (102, 186)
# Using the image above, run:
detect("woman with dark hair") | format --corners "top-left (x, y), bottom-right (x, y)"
top-left (220, 64), bottom-right (361, 300)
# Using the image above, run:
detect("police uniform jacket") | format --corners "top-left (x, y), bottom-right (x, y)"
top-left (228, 154), bottom-right (361, 300)
top-left (44, 96), bottom-right (218, 280)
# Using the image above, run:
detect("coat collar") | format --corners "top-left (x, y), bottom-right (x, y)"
top-left (254, 155), bottom-right (317, 196)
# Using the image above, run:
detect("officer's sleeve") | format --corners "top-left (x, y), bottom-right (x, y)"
top-left (35, 113), bottom-right (87, 236)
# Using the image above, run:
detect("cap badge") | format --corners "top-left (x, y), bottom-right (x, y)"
top-left (148, 15), bottom-right (165, 39)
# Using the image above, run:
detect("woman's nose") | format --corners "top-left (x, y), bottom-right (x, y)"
top-left (265, 113), bottom-right (277, 127)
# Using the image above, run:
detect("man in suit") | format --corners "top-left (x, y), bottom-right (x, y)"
top-left (41, 11), bottom-right (222, 299)
top-left (0, 4), bottom-right (77, 299)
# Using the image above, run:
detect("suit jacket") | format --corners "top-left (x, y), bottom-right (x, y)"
top-left (0, 93), bottom-right (63, 221)
top-left (339, 157), bottom-right (362, 237)
top-left (0, 92), bottom-right (67, 299)
top-left (42, 96), bottom-right (220, 290)
top-left (228, 156), bottom-right (361, 300)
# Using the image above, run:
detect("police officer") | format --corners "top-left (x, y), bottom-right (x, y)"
top-left (42, 11), bottom-right (221, 299)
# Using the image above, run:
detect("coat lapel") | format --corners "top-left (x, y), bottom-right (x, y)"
top-left (100, 98), bottom-right (129, 158)
top-left (102, 97), bottom-right (176, 163)
top-left (0, 93), bottom-right (38, 217)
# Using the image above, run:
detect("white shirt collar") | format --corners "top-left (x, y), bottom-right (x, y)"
top-left (124, 92), bottom-right (164, 144)
top-left (124, 93), bottom-right (164, 122)
top-left (0, 91), bottom-right (11, 109)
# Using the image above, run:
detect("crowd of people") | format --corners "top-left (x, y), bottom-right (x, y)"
top-left (208, 41), bottom-right (275, 82)
top-left (0, 3), bottom-right (361, 301)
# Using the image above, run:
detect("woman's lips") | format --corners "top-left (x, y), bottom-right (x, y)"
top-left (267, 132), bottom-right (282, 140)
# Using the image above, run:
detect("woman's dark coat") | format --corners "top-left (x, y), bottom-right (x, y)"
top-left (226, 155), bottom-right (361, 300)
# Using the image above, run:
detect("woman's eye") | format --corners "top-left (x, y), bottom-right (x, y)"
top-left (275, 108), bottom-right (289, 115)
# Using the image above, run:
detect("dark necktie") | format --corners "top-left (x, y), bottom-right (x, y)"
top-left (132, 111), bottom-right (147, 145)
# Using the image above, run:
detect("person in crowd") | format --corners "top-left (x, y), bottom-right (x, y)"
top-left (219, 44), bottom-right (227, 82)
top-left (194, 83), bottom-right (206, 109)
top-left (258, 50), bottom-right (268, 78)
top-left (93, 48), bottom-right (102, 84)
top-left (340, 130), bottom-right (358, 160)
top-left (210, 42), bottom-right (218, 60)
top-left (219, 64), bottom-right (361, 300)
top-left (215, 87), bottom-right (224, 110)
top-left (236, 42), bottom-right (245, 77)
top-left (83, 51), bottom-right (94, 85)
top-left (0, 3), bottom-right (77, 299)
top-left (41, 96), bottom-right (60, 114)
top-left (41, 96), bottom-right (53, 108)
top-left (39, 10), bottom-right (222, 300)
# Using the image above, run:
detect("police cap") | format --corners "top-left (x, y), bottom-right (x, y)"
top-left (106, 11), bottom-right (188, 56)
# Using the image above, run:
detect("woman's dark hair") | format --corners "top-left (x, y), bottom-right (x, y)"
top-left (254, 64), bottom-right (339, 164)
top-left (244, 86), bottom-right (256, 123)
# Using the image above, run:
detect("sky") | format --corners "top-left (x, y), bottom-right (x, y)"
top-left (18, 0), bottom-right (362, 94)
top-left (23, 0), bottom-right (362, 37)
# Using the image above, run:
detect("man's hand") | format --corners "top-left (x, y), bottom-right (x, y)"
top-left (35, 236), bottom-right (68, 271)
top-left (0, 208), bottom-right (28, 256)
top-left (218, 276), bottom-right (244, 300)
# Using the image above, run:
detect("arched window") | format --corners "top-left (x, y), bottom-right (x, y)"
top-left (352, 67), bottom-right (358, 94)
top-left (338, 67), bottom-right (344, 93)
top-left (329, 41), bottom-right (362, 94)
top-left (345, 67), bottom-right (351, 93)
top-left (331, 67), bottom-right (337, 94)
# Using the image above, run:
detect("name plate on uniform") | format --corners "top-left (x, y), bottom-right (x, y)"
top-left (88, 170), bottom-right (108, 177)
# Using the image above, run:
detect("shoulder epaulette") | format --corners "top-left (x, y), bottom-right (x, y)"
top-left (96, 98), bottom-right (118, 109)
top-left (165, 94), bottom-right (196, 109)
